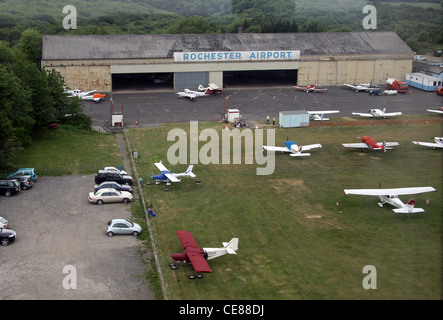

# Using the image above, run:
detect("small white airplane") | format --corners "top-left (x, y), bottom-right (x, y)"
top-left (177, 88), bottom-right (211, 100)
top-left (344, 83), bottom-right (381, 92)
top-left (307, 110), bottom-right (340, 121)
top-left (342, 136), bottom-right (399, 152)
top-left (65, 89), bottom-right (106, 102)
top-left (293, 81), bottom-right (327, 93)
top-left (352, 108), bottom-right (402, 118)
top-left (152, 161), bottom-right (196, 184)
top-left (427, 108), bottom-right (443, 114)
top-left (344, 186), bottom-right (437, 213)
top-left (412, 137), bottom-right (443, 149)
top-left (263, 140), bottom-right (322, 157)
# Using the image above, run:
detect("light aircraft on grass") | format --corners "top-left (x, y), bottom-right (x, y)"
top-left (152, 161), bottom-right (196, 184)
top-left (412, 137), bottom-right (443, 149)
top-left (342, 136), bottom-right (399, 152)
top-left (343, 83), bottom-right (381, 92)
top-left (343, 186), bottom-right (437, 213)
top-left (293, 81), bottom-right (327, 92)
top-left (177, 88), bottom-right (211, 100)
top-left (169, 230), bottom-right (239, 274)
top-left (307, 110), bottom-right (340, 121)
top-left (263, 140), bottom-right (322, 157)
top-left (352, 108), bottom-right (402, 118)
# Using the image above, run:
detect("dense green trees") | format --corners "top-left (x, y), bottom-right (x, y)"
top-left (0, 32), bottom-right (89, 170)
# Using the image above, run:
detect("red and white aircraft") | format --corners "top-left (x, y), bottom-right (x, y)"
top-left (344, 186), bottom-right (436, 213)
top-left (66, 89), bottom-right (106, 102)
top-left (293, 81), bottom-right (327, 93)
top-left (170, 230), bottom-right (239, 274)
top-left (198, 83), bottom-right (223, 94)
top-left (352, 108), bottom-right (402, 118)
top-left (412, 137), bottom-right (443, 149)
top-left (342, 136), bottom-right (399, 152)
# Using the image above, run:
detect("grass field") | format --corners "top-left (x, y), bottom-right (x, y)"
top-left (127, 119), bottom-right (442, 300)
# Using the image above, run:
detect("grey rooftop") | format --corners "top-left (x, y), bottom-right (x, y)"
top-left (42, 32), bottom-right (413, 60)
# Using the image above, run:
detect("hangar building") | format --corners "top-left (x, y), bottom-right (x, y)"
top-left (41, 32), bottom-right (413, 92)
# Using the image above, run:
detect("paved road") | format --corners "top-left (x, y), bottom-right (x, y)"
top-left (84, 86), bottom-right (442, 128)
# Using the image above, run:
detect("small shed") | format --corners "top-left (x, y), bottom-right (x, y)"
top-left (112, 112), bottom-right (123, 127)
top-left (406, 73), bottom-right (442, 91)
top-left (227, 109), bottom-right (241, 124)
top-left (279, 111), bottom-right (310, 128)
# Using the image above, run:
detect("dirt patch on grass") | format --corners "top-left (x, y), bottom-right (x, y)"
top-left (269, 178), bottom-right (310, 194)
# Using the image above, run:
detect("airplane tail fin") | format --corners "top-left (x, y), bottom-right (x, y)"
top-left (222, 238), bottom-right (239, 255)
top-left (393, 198), bottom-right (425, 213)
top-left (185, 165), bottom-right (196, 177)
top-left (382, 141), bottom-right (387, 152)
top-left (198, 84), bottom-right (205, 91)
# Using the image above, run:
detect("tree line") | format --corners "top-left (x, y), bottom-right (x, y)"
top-left (0, 30), bottom-right (90, 170)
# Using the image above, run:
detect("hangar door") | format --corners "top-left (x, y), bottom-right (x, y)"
top-left (175, 72), bottom-right (209, 91)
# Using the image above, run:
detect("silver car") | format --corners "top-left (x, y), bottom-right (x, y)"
top-left (0, 217), bottom-right (9, 228)
top-left (106, 219), bottom-right (142, 237)
top-left (88, 188), bottom-right (133, 205)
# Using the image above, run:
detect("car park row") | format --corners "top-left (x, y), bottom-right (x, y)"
top-left (1, 166), bottom-right (141, 247)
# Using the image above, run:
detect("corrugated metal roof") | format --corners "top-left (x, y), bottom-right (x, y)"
top-left (42, 32), bottom-right (413, 60)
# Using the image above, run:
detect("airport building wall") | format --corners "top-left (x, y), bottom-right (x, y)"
top-left (41, 32), bottom-right (414, 92)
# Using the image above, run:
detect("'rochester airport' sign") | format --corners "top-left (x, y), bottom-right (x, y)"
top-left (174, 50), bottom-right (300, 62)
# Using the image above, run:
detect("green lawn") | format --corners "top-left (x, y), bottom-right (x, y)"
top-left (128, 120), bottom-right (442, 300)
top-left (6, 126), bottom-right (124, 176)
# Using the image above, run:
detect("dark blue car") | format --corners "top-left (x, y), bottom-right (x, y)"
top-left (93, 181), bottom-right (133, 193)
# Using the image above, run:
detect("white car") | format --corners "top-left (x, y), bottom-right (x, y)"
top-left (0, 216), bottom-right (9, 228)
top-left (106, 219), bottom-right (142, 237)
top-left (88, 188), bottom-right (133, 205)
top-left (103, 166), bottom-right (128, 175)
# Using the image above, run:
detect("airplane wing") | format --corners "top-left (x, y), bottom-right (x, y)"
top-left (412, 141), bottom-right (443, 148)
top-left (313, 88), bottom-right (327, 92)
top-left (427, 109), bottom-right (443, 114)
top-left (187, 251), bottom-right (213, 273)
top-left (164, 173), bottom-right (181, 182)
top-left (344, 187), bottom-right (436, 196)
top-left (154, 161), bottom-right (169, 172)
top-left (263, 146), bottom-right (291, 152)
top-left (293, 86), bottom-right (306, 90)
top-left (301, 144), bottom-right (322, 151)
top-left (343, 84), bottom-right (357, 89)
top-left (176, 230), bottom-right (199, 248)
top-left (85, 90), bottom-right (96, 95)
top-left (383, 112), bottom-right (402, 117)
top-left (307, 111), bottom-right (340, 115)
top-left (342, 143), bottom-right (369, 148)
top-left (352, 112), bottom-right (373, 117)
top-left (384, 142), bottom-right (400, 147)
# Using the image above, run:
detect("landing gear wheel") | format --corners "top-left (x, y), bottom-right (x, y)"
top-left (169, 263), bottom-right (179, 270)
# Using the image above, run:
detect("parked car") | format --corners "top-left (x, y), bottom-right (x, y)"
top-left (0, 178), bottom-right (21, 197)
top-left (0, 217), bottom-right (9, 228)
top-left (8, 175), bottom-right (34, 190)
top-left (94, 181), bottom-right (133, 193)
top-left (94, 171), bottom-right (133, 185)
top-left (105, 219), bottom-right (142, 237)
top-left (88, 188), bottom-right (133, 205)
top-left (0, 228), bottom-right (16, 246)
top-left (8, 168), bottom-right (37, 181)
top-left (103, 166), bottom-right (128, 175)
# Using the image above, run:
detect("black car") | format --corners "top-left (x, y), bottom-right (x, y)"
top-left (94, 181), bottom-right (133, 193)
top-left (94, 171), bottom-right (133, 185)
top-left (8, 175), bottom-right (34, 190)
top-left (0, 178), bottom-right (21, 197)
top-left (0, 228), bottom-right (16, 246)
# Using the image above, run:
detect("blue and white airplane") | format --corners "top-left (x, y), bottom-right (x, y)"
top-left (263, 140), bottom-right (322, 157)
top-left (152, 161), bottom-right (196, 184)
top-left (307, 110), bottom-right (340, 121)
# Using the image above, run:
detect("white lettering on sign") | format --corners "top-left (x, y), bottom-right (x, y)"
top-left (174, 50), bottom-right (300, 62)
